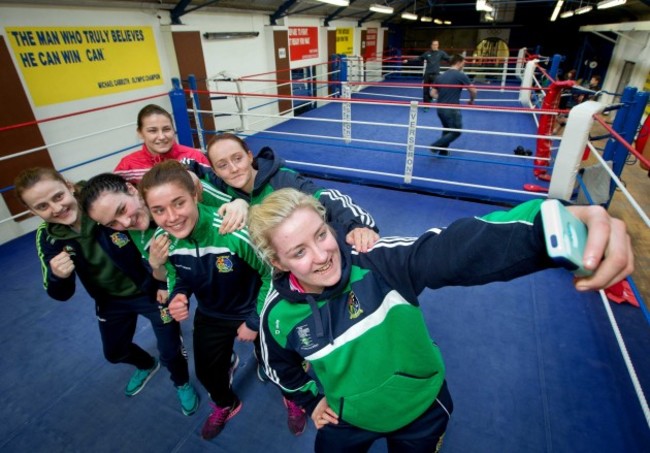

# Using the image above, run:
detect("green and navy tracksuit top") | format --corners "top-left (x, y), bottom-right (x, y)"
top-left (259, 199), bottom-right (556, 433)
top-left (186, 146), bottom-right (377, 234)
top-left (163, 203), bottom-right (273, 331)
top-left (36, 212), bottom-right (158, 304)
top-left (127, 179), bottom-right (235, 293)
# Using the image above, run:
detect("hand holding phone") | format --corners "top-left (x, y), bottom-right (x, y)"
top-left (541, 199), bottom-right (593, 277)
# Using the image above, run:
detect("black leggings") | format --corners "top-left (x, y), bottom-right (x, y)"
top-left (423, 73), bottom-right (439, 103)
top-left (193, 311), bottom-right (242, 407)
top-left (96, 294), bottom-right (189, 386)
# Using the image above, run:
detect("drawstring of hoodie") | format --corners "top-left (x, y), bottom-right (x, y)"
top-left (306, 295), bottom-right (324, 338)
top-left (306, 295), bottom-right (334, 345)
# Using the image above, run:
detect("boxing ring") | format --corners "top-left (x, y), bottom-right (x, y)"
top-left (1, 52), bottom-right (649, 452)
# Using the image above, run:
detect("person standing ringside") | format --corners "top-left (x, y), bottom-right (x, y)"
top-left (430, 54), bottom-right (477, 156)
top-left (409, 40), bottom-right (451, 105)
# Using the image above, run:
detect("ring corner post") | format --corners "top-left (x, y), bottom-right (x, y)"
top-left (548, 100), bottom-right (606, 201)
top-left (169, 77), bottom-right (194, 148)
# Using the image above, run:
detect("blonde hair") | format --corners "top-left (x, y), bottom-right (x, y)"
top-left (248, 188), bottom-right (327, 266)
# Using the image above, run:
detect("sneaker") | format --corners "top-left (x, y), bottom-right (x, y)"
top-left (229, 352), bottom-right (239, 387)
top-left (283, 397), bottom-right (307, 436)
top-left (201, 398), bottom-right (242, 440)
top-left (125, 359), bottom-right (160, 397)
top-left (176, 382), bottom-right (199, 416)
top-left (253, 348), bottom-right (268, 383)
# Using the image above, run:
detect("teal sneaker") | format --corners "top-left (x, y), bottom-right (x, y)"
top-left (125, 359), bottom-right (160, 397)
top-left (176, 382), bottom-right (199, 416)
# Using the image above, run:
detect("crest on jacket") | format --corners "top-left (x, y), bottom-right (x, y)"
top-left (348, 291), bottom-right (363, 319)
top-left (216, 255), bottom-right (234, 273)
top-left (110, 232), bottom-right (130, 248)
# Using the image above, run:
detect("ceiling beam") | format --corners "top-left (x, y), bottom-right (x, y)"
top-left (171, 0), bottom-right (225, 25)
top-left (270, 0), bottom-right (298, 25)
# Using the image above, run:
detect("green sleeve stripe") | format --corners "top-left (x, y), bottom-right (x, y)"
top-left (35, 223), bottom-right (49, 289)
top-left (479, 199), bottom-right (543, 224)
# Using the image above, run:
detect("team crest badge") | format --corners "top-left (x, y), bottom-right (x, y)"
top-left (110, 232), bottom-right (129, 248)
top-left (348, 291), bottom-right (363, 319)
top-left (216, 255), bottom-right (234, 273)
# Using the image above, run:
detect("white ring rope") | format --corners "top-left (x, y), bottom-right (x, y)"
top-left (587, 141), bottom-right (650, 227)
top-left (599, 289), bottom-right (650, 430)
top-left (204, 105), bottom-right (560, 142)
top-left (241, 125), bottom-right (551, 162)
top-left (352, 91), bottom-right (529, 104)
top-left (204, 90), bottom-right (555, 113)
top-left (0, 210), bottom-right (30, 226)
top-left (284, 160), bottom-right (545, 197)
top-left (0, 122), bottom-right (136, 162)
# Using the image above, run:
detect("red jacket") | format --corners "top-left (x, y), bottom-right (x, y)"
top-left (114, 143), bottom-right (211, 184)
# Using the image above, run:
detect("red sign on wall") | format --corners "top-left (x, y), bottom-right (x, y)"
top-left (364, 28), bottom-right (377, 60)
top-left (289, 27), bottom-right (319, 61)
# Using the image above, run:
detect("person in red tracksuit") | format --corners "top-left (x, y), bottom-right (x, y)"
top-left (114, 104), bottom-right (211, 184)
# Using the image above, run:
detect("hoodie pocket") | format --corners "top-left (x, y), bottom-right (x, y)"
top-left (341, 371), bottom-right (443, 433)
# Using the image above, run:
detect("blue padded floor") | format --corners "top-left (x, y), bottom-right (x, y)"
top-left (1, 180), bottom-right (648, 452)
top-left (243, 80), bottom-right (550, 206)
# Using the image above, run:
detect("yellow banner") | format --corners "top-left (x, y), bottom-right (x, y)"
top-left (335, 28), bottom-right (354, 56)
top-left (5, 26), bottom-right (164, 106)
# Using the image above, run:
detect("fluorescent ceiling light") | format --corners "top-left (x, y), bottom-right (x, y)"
top-left (315, 0), bottom-right (350, 6)
top-left (369, 4), bottom-right (394, 14)
top-left (475, 0), bottom-right (493, 11)
top-left (597, 0), bottom-right (626, 9)
top-left (401, 12), bottom-right (418, 20)
top-left (550, 0), bottom-right (564, 21)
top-left (443, 20), bottom-right (452, 25)
top-left (476, 0), bottom-right (494, 12)
top-left (420, 16), bottom-right (433, 22)
top-left (485, 12), bottom-right (494, 21)
top-left (434, 18), bottom-right (443, 24)
top-left (560, 10), bottom-right (574, 17)
top-left (574, 5), bottom-right (593, 14)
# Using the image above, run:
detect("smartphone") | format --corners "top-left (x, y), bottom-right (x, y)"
top-left (540, 199), bottom-right (593, 277)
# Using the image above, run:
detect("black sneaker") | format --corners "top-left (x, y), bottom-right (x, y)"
top-left (201, 397), bottom-right (242, 440)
